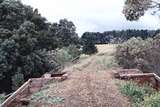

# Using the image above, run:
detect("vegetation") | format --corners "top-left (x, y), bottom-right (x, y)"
top-left (81, 33), bottom-right (97, 55)
top-left (119, 81), bottom-right (154, 103)
top-left (81, 29), bottom-right (157, 44)
top-left (0, 0), bottom-right (80, 93)
top-left (116, 36), bottom-right (160, 76)
top-left (55, 45), bottom-right (81, 65)
top-left (123, 0), bottom-right (160, 21)
top-left (82, 41), bottom-right (97, 55)
top-left (26, 80), bottom-right (65, 106)
top-left (95, 45), bottom-right (118, 70)
top-left (118, 1), bottom-right (160, 106)
top-left (119, 81), bottom-right (160, 107)
top-left (29, 91), bottom-right (65, 105)
top-left (140, 93), bottom-right (160, 107)
top-left (0, 94), bottom-right (5, 104)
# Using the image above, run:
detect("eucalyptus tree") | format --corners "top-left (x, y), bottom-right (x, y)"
top-left (123, 0), bottom-right (160, 21)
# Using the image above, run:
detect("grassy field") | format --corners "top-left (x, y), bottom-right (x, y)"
top-left (96, 44), bottom-right (117, 55)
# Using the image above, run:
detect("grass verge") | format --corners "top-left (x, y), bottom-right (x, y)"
top-left (118, 81), bottom-right (160, 107)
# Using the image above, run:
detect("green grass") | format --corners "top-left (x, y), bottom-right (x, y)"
top-left (118, 81), bottom-right (160, 107)
top-left (29, 91), bottom-right (64, 105)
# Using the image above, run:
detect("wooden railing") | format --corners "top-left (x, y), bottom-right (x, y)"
top-left (0, 74), bottom-right (67, 107)
top-left (114, 70), bottom-right (160, 90)
top-left (1, 79), bottom-right (31, 107)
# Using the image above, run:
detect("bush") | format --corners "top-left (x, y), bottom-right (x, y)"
top-left (119, 81), bottom-right (160, 107)
top-left (0, 94), bottom-right (5, 104)
top-left (66, 45), bottom-right (81, 58)
top-left (55, 48), bottom-right (72, 65)
top-left (116, 37), bottom-right (160, 76)
top-left (119, 81), bottom-right (154, 103)
top-left (82, 42), bottom-right (97, 55)
top-left (55, 45), bottom-right (81, 65)
top-left (140, 93), bottom-right (160, 107)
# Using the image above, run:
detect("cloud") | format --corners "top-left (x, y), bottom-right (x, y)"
top-left (22, 0), bottom-right (160, 36)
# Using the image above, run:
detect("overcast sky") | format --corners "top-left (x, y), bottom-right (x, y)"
top-left (22, 0), bottom-right (160, 36)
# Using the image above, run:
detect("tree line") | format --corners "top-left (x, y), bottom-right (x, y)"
top-left (81, 29), bottom-right (159, 44)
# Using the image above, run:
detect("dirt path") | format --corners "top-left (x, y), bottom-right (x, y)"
top-left (43, 55), bottom-right (131, 107)
top-left (27, 45), bottom-right (131, 107)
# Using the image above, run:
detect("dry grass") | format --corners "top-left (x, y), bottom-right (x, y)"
top-left (96, 44), bottom-right (117, 55)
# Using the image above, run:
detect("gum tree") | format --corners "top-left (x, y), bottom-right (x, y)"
top-left (123, 0), bottom-right (160, 21)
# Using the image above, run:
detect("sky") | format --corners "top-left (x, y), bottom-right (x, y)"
top-left (22, 0), bottom-right (160, 36)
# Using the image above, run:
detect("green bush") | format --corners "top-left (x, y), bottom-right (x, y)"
top-left (0, 94), bottom-right (5, 104)
top-left (66, 45), bottom-right (81, 58)
top-left (82, 41), bottom-right (97, 55)
top-left (116, 37), bottom-right (160, 76)
top-left (119, 81), bottom-right (160, 107)
top-left (55, 45), bottom-right (81, 65)
top-left (119, 81), bottom-right (154, 103)
top-left (55, 48), bottom-right (72, 64)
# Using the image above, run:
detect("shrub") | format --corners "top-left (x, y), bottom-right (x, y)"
top-left (119, 81), bottom-right (154, 103)
top-left (116, 37), bottom-right (160, 76)
top-left (118, 81), bottom-right (160, 107)
top-left (55, 45), bottom-right (81, 65)
top-left (66, 45), bottom-right (81, 58)
top-left (82, 41), bottom-right (97, 55)
top-left (55, 48), bottom-right (72, 65)
top-left (0, 94), bottom-right (5, 104)
top-left (140, 93), bottom-right (160, 107)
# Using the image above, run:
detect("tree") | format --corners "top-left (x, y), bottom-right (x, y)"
top-left (51, 19), bottom-right (80, 48)
top-left (80, 30), bottom-right (156, 44)
top-left (123, 0), bottom-right (160, 21)
top-left (81, 32), bottom-right (97, 55)
top-left (0, 0), bottom-right (80, 93)
top-left (119, 0), bottom-right (160, 76)
top-left (0, 0), bottom-right (54, 93)
top-left (82, 41), bottom-right (97, 55)
top-left (0, 21), bottom-right (56, 93)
